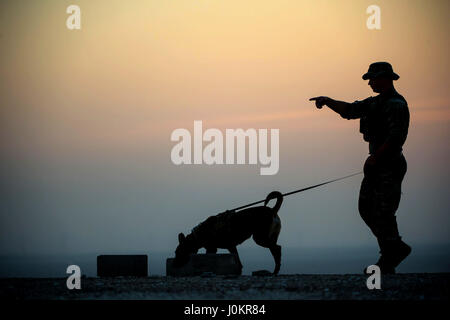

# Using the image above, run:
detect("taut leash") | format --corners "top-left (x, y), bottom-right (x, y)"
top-left (231, 171), bottom-right (363, 212)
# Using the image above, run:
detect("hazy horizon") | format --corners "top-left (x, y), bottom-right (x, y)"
top-left (1, 244), bottom-right (449, 278)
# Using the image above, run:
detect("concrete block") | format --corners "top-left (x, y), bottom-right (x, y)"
top-left (166, 254), bottom-right (241, 277)
top-left (97, 255), bottom-right (148, 277)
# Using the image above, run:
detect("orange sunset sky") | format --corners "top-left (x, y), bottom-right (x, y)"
top-left (0, 0), bottom-right (449, 262)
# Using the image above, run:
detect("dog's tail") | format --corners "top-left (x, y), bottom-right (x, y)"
top-left (264, 191), bottom-right (283, 215)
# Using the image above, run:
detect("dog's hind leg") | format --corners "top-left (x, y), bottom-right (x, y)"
top-left (228, 246), bottom-right (243, 274)
top-left (253, 235), bottom-right (282, 275)
top-left (269, 244), bottom-right (281, 275)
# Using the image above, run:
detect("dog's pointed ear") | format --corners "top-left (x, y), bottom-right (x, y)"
top-left (178, 233), bottom-right (186, 243)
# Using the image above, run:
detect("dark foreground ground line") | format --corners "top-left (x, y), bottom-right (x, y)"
top-left (1, 273), bottom-right (449, 300)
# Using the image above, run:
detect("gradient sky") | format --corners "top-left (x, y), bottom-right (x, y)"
top-left (0, 0), bottom-right (449, 257)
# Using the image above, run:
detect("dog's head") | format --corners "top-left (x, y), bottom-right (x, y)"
top-left (174, 233), bottom-right (194, 267)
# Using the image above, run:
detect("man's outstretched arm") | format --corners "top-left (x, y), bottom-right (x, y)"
top-left (309, 96), bottom-right (352, 117)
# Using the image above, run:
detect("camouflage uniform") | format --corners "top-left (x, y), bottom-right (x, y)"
top-left (342, 88), bottom-right (409, 250)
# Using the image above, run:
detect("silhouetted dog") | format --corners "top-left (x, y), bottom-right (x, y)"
top-left (174, 191), bottom-right (283, 275)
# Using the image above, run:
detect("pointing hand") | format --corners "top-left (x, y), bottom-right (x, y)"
top-left (309, 96), bottom-right (330, 109)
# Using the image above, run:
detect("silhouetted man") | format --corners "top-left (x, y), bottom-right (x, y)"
top-left (310, 62), bottom-right (411, 274)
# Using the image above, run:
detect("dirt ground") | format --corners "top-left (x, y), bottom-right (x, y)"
top-left (1, 273), bottom-right (449, 300)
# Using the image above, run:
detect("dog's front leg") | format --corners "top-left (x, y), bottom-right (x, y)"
top-left (228, 246), bottom-right (243, 274)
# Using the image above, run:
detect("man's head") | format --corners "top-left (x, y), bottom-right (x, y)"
top-left (362, 62), bottom-right (399, 94)
top-left (368, 76), bottom-right (393, 93)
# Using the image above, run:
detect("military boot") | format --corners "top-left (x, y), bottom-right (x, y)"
top-left (364, 253), bottom-right (396, 274)
top-left (384, 240), bottom-right (412, 269)
top-left (373, 254), bottom-right (396, 274)
top-left (375, 239), bottom-right (411, 274)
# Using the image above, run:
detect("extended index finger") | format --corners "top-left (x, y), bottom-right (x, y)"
top-left (309, 97), bottom-right (321, 101)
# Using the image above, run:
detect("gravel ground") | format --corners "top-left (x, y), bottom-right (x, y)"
top-left (1, 273), bottom-right (449, 300)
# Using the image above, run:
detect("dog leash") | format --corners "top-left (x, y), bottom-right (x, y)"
top-left (231, 171), bottom-right (363, 212)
